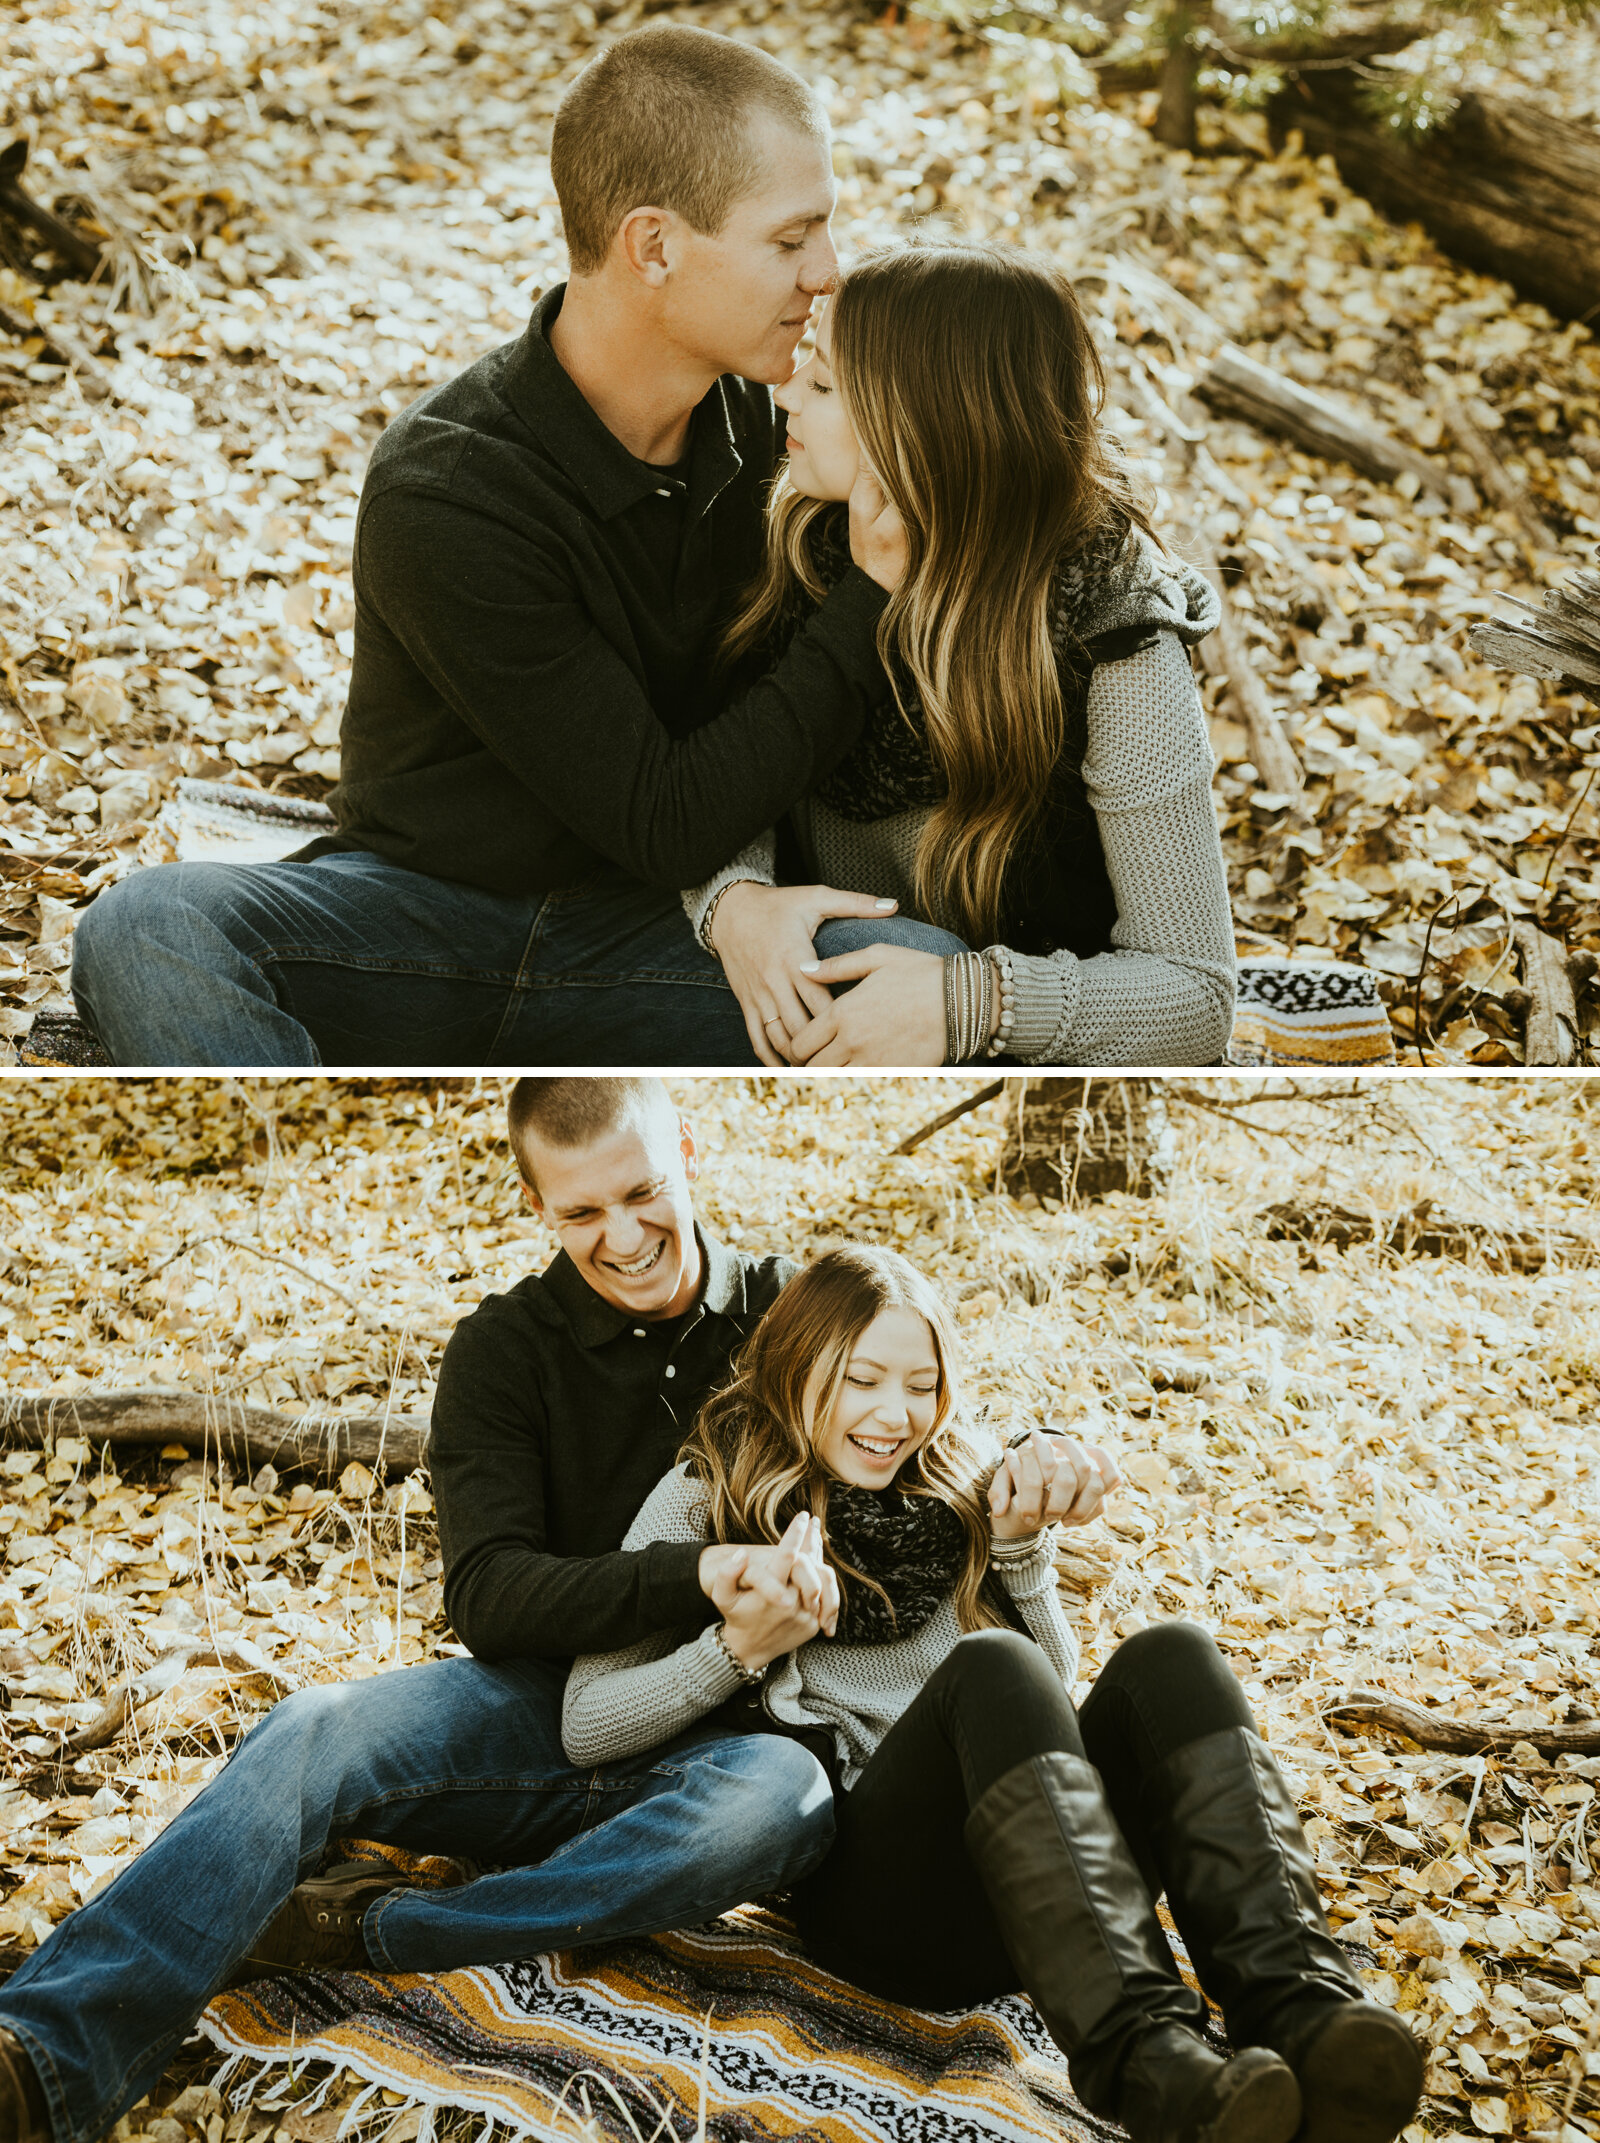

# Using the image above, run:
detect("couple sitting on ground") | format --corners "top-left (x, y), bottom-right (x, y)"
top-left (73, 21), bottom-right (1234, 1073)
top-left (0, 1079), bottom-right (1421, 2143)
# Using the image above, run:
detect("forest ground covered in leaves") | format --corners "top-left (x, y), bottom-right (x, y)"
top-left (1, 1), bottom-right (1600, 1062)
top-left (0, 1073), bottom-right (1598, 2143)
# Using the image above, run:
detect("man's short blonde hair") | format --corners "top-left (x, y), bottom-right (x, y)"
top-left (550, 23), bottom-right (825, 276)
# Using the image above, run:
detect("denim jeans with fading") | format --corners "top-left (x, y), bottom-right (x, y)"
top-left (71, 850), bottom-right (965, 1069)
top-left (0, 1656), bottom-right (835, 2143)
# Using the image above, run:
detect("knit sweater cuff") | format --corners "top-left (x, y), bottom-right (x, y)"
top-left (1003, 950), bottom-right (1081, 1063)
top-left (681, 832), bottom-right (777, 949)
top-left (681, 1620), bottom-right (752, 1708)
top-left (992, 1526), bottom-right (1060, 1599)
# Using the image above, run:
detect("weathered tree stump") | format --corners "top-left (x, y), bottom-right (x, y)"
top-left (1470, 551), bottom-right (1599, 1065)
top-left (1469, 552), bottom-right (1600, 703)
top-left (1267, 67), bottom-right (1600, 326)
top-left (1000, 1079), bottom-right (1174, 1202)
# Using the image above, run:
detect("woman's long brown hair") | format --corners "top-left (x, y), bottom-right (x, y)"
top-left (723, 243), bottom-right (1152, 946)
top-left (679, 1244), bottom-right (1007, 1636)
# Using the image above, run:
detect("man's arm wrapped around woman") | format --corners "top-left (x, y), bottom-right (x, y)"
top-left (561, 1467), bottom-right (738, 1766)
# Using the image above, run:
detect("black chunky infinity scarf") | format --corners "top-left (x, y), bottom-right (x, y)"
top-left (810, 508), bottom-right (1135, 826)
top-left (823, 1481), bottom-right (969, 1645)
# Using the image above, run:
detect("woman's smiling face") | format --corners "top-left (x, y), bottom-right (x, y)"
top-left (774, 303), bottom-right (861, 503)
top-left (807, 1306), bottom-right (941, 1488)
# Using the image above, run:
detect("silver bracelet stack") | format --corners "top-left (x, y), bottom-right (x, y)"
top-left (984, 945), bottom-right (1016, 1059)
top-left (942, 949), bottom-right (994, 1063)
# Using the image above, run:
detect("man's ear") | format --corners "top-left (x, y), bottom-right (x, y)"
top-left (617, 205), bottom-right (677, 287)
top-left (520, 1178), bottom-right (545, 1220)
top-left (679, 1115), bottom-right (700, 1184)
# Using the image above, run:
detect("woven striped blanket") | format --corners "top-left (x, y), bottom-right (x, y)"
top-left (201, 1904), bottom-right (1115, 2143)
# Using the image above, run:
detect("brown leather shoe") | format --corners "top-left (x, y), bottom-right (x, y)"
top-left (0, 2026), bottom-right (50, 2143)
top-left (233, 1862), bottom-right (411, 1980)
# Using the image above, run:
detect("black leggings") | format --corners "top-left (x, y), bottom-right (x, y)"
top-left (790, 1620), bottom-right (1256, 2011)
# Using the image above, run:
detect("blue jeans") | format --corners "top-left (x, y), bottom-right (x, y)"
top-left (71, 852), bottom-right (965, 1069)
top-left (0, 1657), bottom-right (834, 2143)
top-left (71, 853), bottom-right (759, 1069)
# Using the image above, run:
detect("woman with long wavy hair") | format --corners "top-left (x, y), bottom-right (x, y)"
top-left (563, 1246), bottom-right (1422, 2143)
top-left (686, 243), bottom-right (1234, 1068)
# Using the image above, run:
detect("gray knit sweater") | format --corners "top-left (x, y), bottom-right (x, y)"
top-left (563, 1463), bottom-right (1080, 1790)
top-left (684, 531), bottom-right (1234, 1067)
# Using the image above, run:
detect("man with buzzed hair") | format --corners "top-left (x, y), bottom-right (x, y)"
top-left (74, 22), bottom-right (905, 1069)
top-left (0, 1079), bottom-right (839, 2143)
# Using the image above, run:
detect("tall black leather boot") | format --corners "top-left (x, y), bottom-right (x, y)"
top-left (964, 1754), bottom-right (1300, 2143)
top-left (1141, 1727), bottom-right (1424, 2143)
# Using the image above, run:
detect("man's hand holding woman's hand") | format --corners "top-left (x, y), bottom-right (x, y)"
top-left (708, 881), bottom-right (901, 1068)
top-left (698, 1513), bottom-right (839, 1674)
top-left (989, 1430), bottom-right (1121, 1541)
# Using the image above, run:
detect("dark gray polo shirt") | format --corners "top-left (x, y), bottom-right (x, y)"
top-left (431, 1229), bottom-right (797, 1661)
top-left (324, 284), bottom-right (890, 896)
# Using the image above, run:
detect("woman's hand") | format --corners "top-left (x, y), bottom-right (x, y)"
top-left (710, 881), bottom-right (900, 1067)
top-left (788, 944), bottom-right (949, 1066)
top-left (717, 1514), bottom-right (841, 1673)
top-left (849, 465), bottom-right (907, 593)
top-left (990, 1431), bottom-right (1121, 1540)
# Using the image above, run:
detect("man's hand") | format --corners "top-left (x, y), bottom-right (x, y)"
top-left (709, 881), bottom-right (901, 1067)
top-left (990, 1431), bottom-right (1120, 1540)
top-left (789, 944), bottom-right (949, 1066)
top-left (849, 465), bottom-right (907, 593)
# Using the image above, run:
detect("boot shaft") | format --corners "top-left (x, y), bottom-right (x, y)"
top-left (1140, 1726), bottom-right (1362, 2048)
top-left (963, 1752), bottom-right (1208, 2114)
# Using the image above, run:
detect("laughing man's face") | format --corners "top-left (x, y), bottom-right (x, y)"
top-left (523, 1112), bottom-right (702, 1320)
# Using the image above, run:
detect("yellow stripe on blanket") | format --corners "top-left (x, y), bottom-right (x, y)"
top-left (1227, 957), bottom-right (1398, 1068)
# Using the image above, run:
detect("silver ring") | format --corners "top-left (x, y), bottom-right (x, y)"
top-left (764, 1017), bottom-right (785, 1030)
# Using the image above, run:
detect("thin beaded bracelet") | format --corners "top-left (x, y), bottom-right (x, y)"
top-left (984, 945), bottom-right (1016, 1058)
top-left (712, 1623), bottom-right (765, 1687)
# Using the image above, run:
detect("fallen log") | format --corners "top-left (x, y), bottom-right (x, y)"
top-left (1108, 345), bottom-right (1339, 629)
top-left (1324, 1692), bottom-right (1600, 1760)
top-left (1188, 535), bottom-right (1306, 795)
top-left (1, 1391), bottom-right (430, 1479)
top-left (1260, 1197), bottom-right (1582, 1271)
top-left (1090, 23), bottom-right (1434, 105)
top-left (1194, 343), bottom-right (1474, 512)
top-left (1267, 67), bottom-right (1600, 327)
top-left (1206, 575), bottom-right (1305, 797)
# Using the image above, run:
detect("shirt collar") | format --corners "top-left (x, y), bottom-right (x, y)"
top-left (503, 285), bottom-right (744, 525)
top-left (541, 1225), bottom-right (744, 1349)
